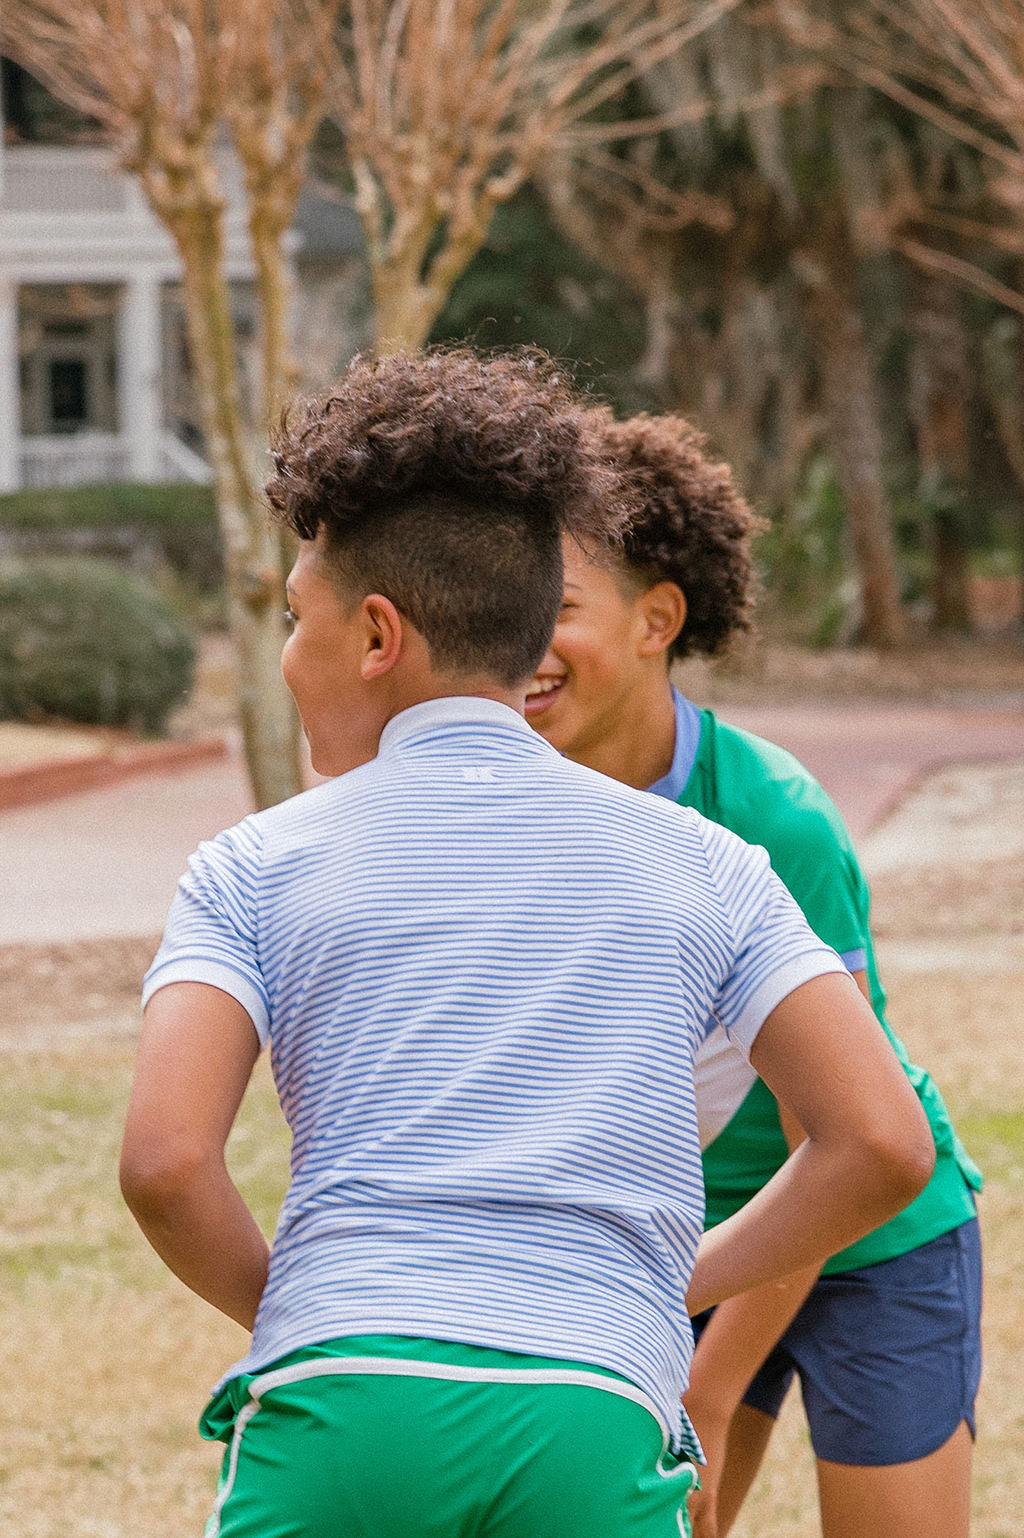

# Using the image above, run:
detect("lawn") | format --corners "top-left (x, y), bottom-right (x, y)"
top-left (0, 1039), bottom-right (289, 1536)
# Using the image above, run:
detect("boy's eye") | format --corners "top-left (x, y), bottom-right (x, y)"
top-left (284, 608), bottom-right (297, 627)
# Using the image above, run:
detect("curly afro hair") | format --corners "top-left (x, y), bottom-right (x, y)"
top-left (266, 348), bottom-right (630, 684)
top-left (593, 410), bottom-right (767, 662)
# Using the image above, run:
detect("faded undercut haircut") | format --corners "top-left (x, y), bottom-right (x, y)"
top-left (266, 348), bottom-right (629, 685)
top-left (593, 410), bottom-right (767, 661)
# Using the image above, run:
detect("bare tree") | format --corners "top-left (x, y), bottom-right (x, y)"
top-left (327, 0), bottom-right (746, 351)
top-left (774, 0), bottom-right (1024, 310)
top-left (538, 141), bottom-right (733, 396)
top-left (2, 2), bottom-right (338, 808)
top-left (537, 29), bottom-right (829, 514)
top-left (223, 0), bottom-right (343, 420)
top-left (775, 0), bottom-right (1024, 632)
top-left (540, 9), bottom-right (906, 647)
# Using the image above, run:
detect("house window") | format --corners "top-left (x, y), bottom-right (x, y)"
top-left (48, 358), bottom-right (89, 431)
top-left (18, 284), bottom-right (119, 436)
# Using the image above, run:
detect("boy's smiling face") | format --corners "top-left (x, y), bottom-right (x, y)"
top-left (526, 536), bottom-right (687, 787)
top-left (526, 539), bottom-right (653, 759)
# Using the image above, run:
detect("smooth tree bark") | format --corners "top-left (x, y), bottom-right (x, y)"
top-left (1, 2), bottom-right (339, 807)
top-left (168, 196), bottom-right (304, 806)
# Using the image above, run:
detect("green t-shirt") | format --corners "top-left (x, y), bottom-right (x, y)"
top-left (680, 708), bottom-right (981, 1274)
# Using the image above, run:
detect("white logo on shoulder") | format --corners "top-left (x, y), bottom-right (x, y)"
top-left (461, 766), bottom-right (495, 783)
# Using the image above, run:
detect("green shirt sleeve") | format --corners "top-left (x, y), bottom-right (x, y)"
top-left (682, 710), bottom-right (980, 1272)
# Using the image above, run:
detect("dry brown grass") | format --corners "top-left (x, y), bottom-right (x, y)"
top-left (0, 1038), bottom-right (290, 1536)
top-left (1, 761), bottom-right (1022, 1536)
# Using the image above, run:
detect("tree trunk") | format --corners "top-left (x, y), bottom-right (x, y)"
top-left (248, 199), bottom-right (301, 427)
top-left (245, 190), bottom-right (304, 605)
top-left (1004, 373), bottom-right (1024, 633)
top-left (978, 307), bottom-right (1024, 631)
top-left (371, 264), bottom-right (441, 353)
top-left (367, 200), bottom-right (445, 352)
top-left (368, 190), bottom-right (506, 353)
top-left (929, 512), bottom-right (971, 631)
top-left (161, 195), bottom-right (304, 808)
top-left (798, 205), bottom-right (905, 649)
top-left (909, 272), bottom-right (972, 632)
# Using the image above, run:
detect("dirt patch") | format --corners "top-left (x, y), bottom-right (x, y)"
top-left (675, 631), bottom-right (1024, 708)
top-left (860, 760), bottom-right (1024, 876)
top-left (0, 938), bottom-right (156, 1042)
top-left (869, 852), bottom-right (1024, 940)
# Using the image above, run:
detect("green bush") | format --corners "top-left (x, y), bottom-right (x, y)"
top-left (0, 482), bottom-right (223, 592)
top-left (0, 557), bottom-right (197, 733)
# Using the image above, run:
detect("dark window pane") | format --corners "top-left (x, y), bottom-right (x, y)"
top-left (49, 359), bottom-right (88, 428)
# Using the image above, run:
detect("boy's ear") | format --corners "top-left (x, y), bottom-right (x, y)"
top-left (360, 594), bottom-right (404, 680)
top-left (637, 581), bottom-right (687, 658)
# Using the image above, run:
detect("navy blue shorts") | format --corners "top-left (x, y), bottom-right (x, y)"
top-left (692, 1216), bottom-right (982, 1466)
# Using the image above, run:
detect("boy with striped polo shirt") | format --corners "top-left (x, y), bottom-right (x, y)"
top-left (527, 407), bottom-right (982, 1538)
top-left (120, 348), bottom-right (933, 1538)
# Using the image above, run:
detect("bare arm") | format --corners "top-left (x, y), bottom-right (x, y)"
top-left (686, 968), bottom-right (873, 1372)
top-left (687, 970), bottom-right (934, 1317)
top-left (686, 1097), bottom-right (819, 1389)
top-left (120, 982), bottom-right (270, 1330)
top-left (683, 1099), bottom-right (818, 1538)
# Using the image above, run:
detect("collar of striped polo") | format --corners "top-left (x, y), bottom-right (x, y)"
top-left (379, 695), bottom-right (539, 754)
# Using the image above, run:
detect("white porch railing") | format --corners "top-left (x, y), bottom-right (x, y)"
top-left (1, 143), bottom-right (249, 237)
top-left (19, 431), bottom-right (211, 488)
top-left (20, 432), bottom-right (129, 487)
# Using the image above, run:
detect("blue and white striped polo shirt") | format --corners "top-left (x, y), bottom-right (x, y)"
top-left (144, 695), bottom-right (844, 1453)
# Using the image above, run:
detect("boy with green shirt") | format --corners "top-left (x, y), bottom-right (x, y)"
top-left (527, 408), bottom-right (982, 1538)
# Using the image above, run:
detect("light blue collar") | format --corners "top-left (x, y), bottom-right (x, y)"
top-left (646, 689), bottom-right (703, 801)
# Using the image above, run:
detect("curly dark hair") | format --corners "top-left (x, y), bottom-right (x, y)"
top-left (592, 410), bottom-right (767, 662)
top-left (266, 348), bottom-right (629, 685)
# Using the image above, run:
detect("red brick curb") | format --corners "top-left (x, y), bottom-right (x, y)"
top-left (0, 734), bottom-right (229, 813)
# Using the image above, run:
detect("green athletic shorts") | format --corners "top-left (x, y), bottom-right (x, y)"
top-left (200, 1335), bottom-right (697, 1537)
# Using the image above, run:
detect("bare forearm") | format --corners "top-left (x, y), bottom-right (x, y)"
top-left (122, 1158), bottom-right (270, 1330)
top-left (685, 1262), bottom-right (820, 1398)
top-left (122, 984), bottom-right (269, 1328)
top-left (686, 1133), bottom-right (925, 1317)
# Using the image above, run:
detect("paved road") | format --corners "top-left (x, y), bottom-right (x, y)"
top-left (1, 702), bottom-right (1022, 945)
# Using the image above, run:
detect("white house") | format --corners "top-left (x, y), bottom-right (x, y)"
top-left (0, 60), bottom-right (364, 494)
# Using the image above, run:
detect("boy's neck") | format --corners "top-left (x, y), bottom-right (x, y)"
top-left (386, 669), bottom-right (526, 723)
top-left (575, 673), bottom-right (677, 791)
